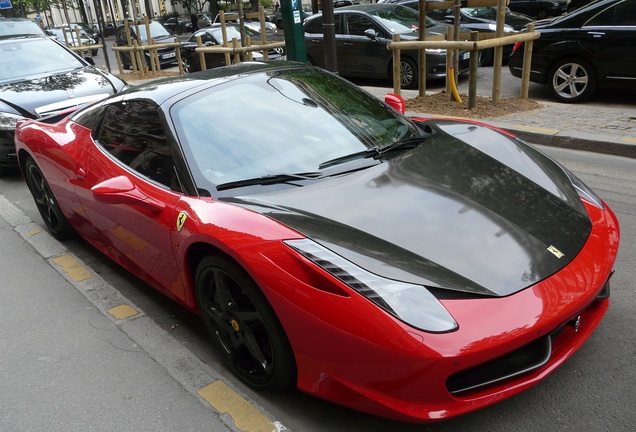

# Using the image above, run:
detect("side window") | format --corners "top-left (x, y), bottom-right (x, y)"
top-left (304, 16), bottom-right (322, 33)
top-left (346, 15), bottom-right (380, 37)
top-left (615, 1), bottom-right (636, 25)
top-left (96, 101), bottom-right (180, 191)
top-left (586, 5), bottom-right (617, 26)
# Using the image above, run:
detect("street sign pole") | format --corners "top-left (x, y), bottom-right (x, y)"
top-left (280, 0), bottom-right (306, 62)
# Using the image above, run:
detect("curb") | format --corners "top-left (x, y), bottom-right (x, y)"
top-left (0, 194), bottom-right (288, 432)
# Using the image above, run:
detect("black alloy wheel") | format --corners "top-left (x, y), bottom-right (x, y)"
top-left (24, 157), bottom-right (74, 240)
top-left (195, 255), bottom-right (296, 390)
top-left (549, 58), bottom-right (597, 103)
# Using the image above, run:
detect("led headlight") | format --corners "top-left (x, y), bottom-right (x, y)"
top-left (285, 239), bottom-right (458, 333)
top-left (0, 112), bottom-right (25, 131)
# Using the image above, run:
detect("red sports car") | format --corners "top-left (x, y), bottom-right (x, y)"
top-left (14, 62), bottom-right (619, 423)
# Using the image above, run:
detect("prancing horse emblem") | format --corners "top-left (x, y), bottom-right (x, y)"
top-left (176, 211), bottom-right (188, 232)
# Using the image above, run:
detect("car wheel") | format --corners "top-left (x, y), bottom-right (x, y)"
top-left (548, 58), bottom-right (597, 103)
top-left (478, 48), bottom-right (494, 67)
top-left (182, 57), bottom-right (191, 74)
top-left (24, 157), bottom-right (74, 240)
top-left (398, 57), bottom-right (418, 89)
top-left (195, 255), bottom-right (296, 390)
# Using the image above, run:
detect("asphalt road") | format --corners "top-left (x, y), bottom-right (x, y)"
top-left (1, 141), bottom-right (635, 430)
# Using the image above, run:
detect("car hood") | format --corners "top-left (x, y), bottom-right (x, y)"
top-left (225, 120), bottom-right (592, 298)
top-left (0, 67), bottom-right (124, 118)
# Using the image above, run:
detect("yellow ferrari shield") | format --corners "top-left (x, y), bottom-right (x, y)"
top-left (176, 211), bottom-right (188, 232)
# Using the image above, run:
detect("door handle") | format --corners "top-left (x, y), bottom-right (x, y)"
top-left (76, 167), bottom-right (86, 179)
top-left (588, 31), bottom-right (605, 37)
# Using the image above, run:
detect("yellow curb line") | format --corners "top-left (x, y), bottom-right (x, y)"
top-left (52, 254), bottom-right (92, 282)
top-left (108, 304), bottom-right (139, 320)
top-left (511, 125), bottom-right (560, 134)
top-left (198, 381), bottom-right (278, 432)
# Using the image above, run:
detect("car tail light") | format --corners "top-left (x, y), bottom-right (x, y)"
top-left (511, 42), bottom-right (523, 54)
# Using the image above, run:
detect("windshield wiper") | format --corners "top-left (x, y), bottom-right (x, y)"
top-left (318, 148), bottom-right (380, 169)
top-left (377, 134), bottom-right (431, 156)
top-left (216, 171), bottom-right (324, 191)
top-left (318, 133), bottom-right (431, 170)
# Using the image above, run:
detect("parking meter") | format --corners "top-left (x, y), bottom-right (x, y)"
top-left (280, 0), bottom-right (307, 62)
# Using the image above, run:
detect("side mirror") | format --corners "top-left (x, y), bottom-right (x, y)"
top-left (385, 93), bottom-right (406, 114)
top-left (84, 56), bottom-right (95, 66)
top-left (364, 28), bottom-right (377, 41)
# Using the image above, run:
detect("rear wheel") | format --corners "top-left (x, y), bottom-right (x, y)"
top-left (548, 58), bottom-right (597, 103)
top-left (182, 57), bottom-right (191, 74)
top-left (195, 255), bottom-right (296, 390)
top-left (396, 57), bottom-right (418, 89)
top-left (24, 157), bottom-right (74, 240)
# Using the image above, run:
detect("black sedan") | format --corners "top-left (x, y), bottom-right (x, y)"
top-left (0, 34), bottom-right (127, 176)
top-left (180, 24), bottom-right (285, 73)
top-left (507, 0), bottom-right (568, 19)
top-left (509, 0), bottom-right (636, 103)
top-left (304, 4), bottom-right (470, 89)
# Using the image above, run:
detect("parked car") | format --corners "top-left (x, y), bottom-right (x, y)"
top-left (394, 0), bottom-right (534, 65)
top-left (163, 16), bottom-right (193, 34)
top-left (0, 17), bottom-right (46, 36)
top-left (67, 22), bottom-right (100, 43)
top-left (115, 20), bottom-right (178, 69)
top-left (45, 26), bottom-right (98, 56)
top-left (14, 61), bottom-right (619, 423)
top-left (197, 12), bottom-right (213, 29)
top-left (0, 34), bottom-right (127, 176)
top-left (509, 0), bottom-right (636, 103)
top-left (180, 24), bottom-right (285, 73)
top-left (304, 4), bottom-right (470, 88)
top-left (507, 0), bottom-right (568, 19)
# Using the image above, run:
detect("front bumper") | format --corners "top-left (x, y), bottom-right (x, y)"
top-left (0, 130), bottom-right (17, 167)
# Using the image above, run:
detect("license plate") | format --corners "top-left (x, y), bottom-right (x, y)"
top-left (162, 52), bottom-right (176, 60)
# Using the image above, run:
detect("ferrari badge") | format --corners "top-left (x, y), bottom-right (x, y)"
top-left (176, 211), bottom-right (188, 232)
top-left (547, 245), bottom-right (564, 259)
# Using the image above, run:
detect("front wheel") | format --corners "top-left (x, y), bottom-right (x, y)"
top-left (548, 58), bottom-right (597, 103)
top-left (182, 57), bottom-right (191, 74)
top-left (24, 157), bottom-right (74, 240)
top-left (195, 255), bottom-right (296, 390)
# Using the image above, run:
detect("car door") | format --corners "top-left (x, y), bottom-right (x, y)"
top-left (340, 13), bottom-right (388, 78)
top-left (73, 100), bottom-right (188, 303)
top-left (580, 0), bottom-right (636, 82)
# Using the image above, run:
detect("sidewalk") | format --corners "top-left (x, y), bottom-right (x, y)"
top-left (362, 86), bottom-right (636, 159)
top-left (0, 196), bottom-right (284, 432)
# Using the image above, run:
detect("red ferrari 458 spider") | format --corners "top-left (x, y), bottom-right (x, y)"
top-left (14, 62), bottom-right (619, 423)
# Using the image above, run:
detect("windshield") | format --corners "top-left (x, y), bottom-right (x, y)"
top-left (0, 19), bottom-right (45, 36)
top-left (171, 68), bottom-right (420, 193)
top-left (367, 5), bottom-right (434, 34)
top-left (0, 38), bottom-right (84, 82)
top-left (131, 21), bottom-right (172, 42)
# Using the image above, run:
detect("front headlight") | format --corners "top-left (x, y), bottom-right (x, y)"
top-left (0, 112), bottom-right (25, 131)
top-left (285, 239), bottom-right (458, 333)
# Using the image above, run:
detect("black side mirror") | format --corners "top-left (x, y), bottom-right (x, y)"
top-left (85, 56), bottom-right (95, 66)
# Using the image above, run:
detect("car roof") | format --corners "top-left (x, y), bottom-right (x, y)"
top-left (0, 17), bottom-right (46, 37)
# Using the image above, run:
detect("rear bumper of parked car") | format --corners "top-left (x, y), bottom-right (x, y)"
top-left (425, 50), bottom-right (471, 79)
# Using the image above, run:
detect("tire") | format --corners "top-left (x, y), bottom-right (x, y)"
top-left (24, 157), bottom-right (74, 240)
top-left (478, 48), bottom-right (494, 67)
top-left (397, 57), bottom-right (418, 90)
top-left (195, 255), bottom-right (296, 390)
top-left (548, 58), bottom-right (597, 103)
